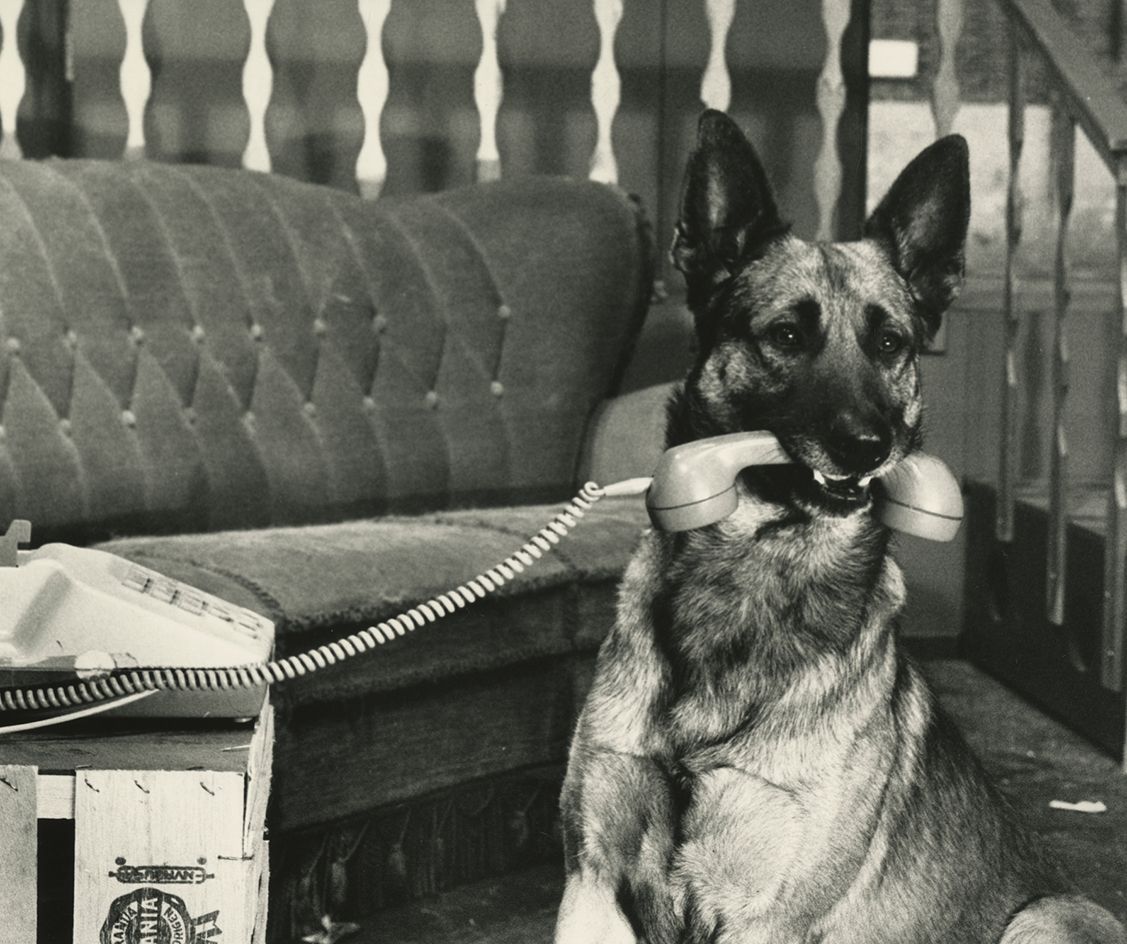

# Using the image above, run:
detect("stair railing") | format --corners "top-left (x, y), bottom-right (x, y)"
top-left (995, 0), bottom-right (1127, 694)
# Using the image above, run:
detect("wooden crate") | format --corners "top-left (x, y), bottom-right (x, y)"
top-left (0, 705), bottom-right (272, 943)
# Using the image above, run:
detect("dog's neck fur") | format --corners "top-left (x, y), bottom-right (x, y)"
top-left (649, 481), bottom-right (904, 751)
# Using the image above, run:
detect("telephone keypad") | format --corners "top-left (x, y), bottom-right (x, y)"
top-left (120, 565), bottom-right (267, 639)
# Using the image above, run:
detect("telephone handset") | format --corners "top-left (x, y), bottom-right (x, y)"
top-left (644, 431), bottom-right (963, 541)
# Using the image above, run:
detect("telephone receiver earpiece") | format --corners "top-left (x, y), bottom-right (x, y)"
top-left (645, 431), bottom-right (963, 541)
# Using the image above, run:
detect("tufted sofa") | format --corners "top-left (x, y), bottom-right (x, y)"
top-left (0, 159), bottom-right (664, 937)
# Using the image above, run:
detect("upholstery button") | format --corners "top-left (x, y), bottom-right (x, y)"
top-left (313, 318), bottom-right (328, 337)
top-left (250, 323), bottom-right (264, 341)
top-left (129, 325), bottom-right (145, 345)
top-left (5, 337), bottom-right (20, 355)
top-left (183, 407), bottom-right (197, 425)
top-left (425, 390), bottom-right (439, 409)
top-left (498, 304), bottom-right (512, 320)
top-left (64, 329), bottom-right (78, 349)
top-left (372, 313), bottom-right (388, 334)
top-left (491, 381), bottom-right (504, 397)
top-left (191, 324), bottom-right (206, 344)
top-left (59, 418), bottom-right (72, 436)
top-left (122, 410), bottom-right (137, 428)
top-left (303, 402), bottom-right (317, 417)
top-left (362, 396), bottom-right (376, 413)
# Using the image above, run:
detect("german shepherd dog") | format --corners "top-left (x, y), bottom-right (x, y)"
top-left (555, 110), bottom-right (1126, 944)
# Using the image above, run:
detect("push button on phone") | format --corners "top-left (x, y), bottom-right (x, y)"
top-left (122, 567), bottom-right (152, 593)
top-left (148, 580), bottom-right (178, 604)
top-left (177, 592), bottom-right (205, 616)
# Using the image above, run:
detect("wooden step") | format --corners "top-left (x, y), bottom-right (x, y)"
top-left (963, 482), bottom-right (1124, 758)
top-left (1013, 480), bottom-right (1111, 536)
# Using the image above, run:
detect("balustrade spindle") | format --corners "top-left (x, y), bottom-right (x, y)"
top-left (701, 0), bottom-right (734, 111)
top-left (0, 0), bottom-right (24, 160)
top-left (1047, 104), bottom-right (1075, 627)
top-left (355, 0), bottom-right (391, 199)
top-left (589, 0), bottom-right (623, 184)
top-left (242, 0), bottom-right (275, 173)
top-left (1104, 170), bottom-right (1127, 691)
top-left (814, 0), bottom-right (849, 241)
top-left (118, 0), bottom-right (151, 159)
top-left (931, 0), bottom-right (963, 136)
top-left (998, 28), bottom-right (1026, 543)
top-left (474, 0), bottom-right (506, 182)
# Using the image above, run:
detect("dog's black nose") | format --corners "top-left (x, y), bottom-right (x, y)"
top-left (825, 416), bottom-right (891, 473)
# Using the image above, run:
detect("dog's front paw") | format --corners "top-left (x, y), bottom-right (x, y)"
top-left (555, 872), bottom-right (637, 944)
top-left (1001, 895), bottom-right (1126, 943)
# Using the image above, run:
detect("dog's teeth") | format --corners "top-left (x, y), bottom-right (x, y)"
top-left (858, 475), bottom-right (873, 488)
top-left (812, 469), bottom-right (828, 486)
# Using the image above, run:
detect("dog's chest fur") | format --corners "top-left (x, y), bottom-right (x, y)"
top-left (579, 507), bottom-right (919, 935)
top-left (599, 505), bottom-right (903, 750)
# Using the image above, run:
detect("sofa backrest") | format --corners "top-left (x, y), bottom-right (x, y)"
top-left (0, 160), bottom-right (653, 541)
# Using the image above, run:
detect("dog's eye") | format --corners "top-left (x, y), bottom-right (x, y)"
top-left (877, 330), bottom-right (905, 356)
top-left (768, 323), bottom-right (803, 350)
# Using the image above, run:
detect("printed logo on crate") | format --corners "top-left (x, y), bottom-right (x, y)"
top-left (110, 857), bottom-right (215, 885)
top-left (100, 887), bottom-right (221, 944)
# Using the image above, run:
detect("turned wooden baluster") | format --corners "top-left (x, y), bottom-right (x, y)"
top-left (1047, 101), bottom-right (1074, 627)
top-left (1105, 166), bottom-right (1127, 691)
top-left (356, 0), bottom-right (391, 198)
top-left (814, 0), bottom-right (849, 241)
top-left (118, 0), bottom-right (151, 159)
top-left (589, 0), bottom-right (623, 184)
top-left (0, 0), bottom-right (24, 160)
top-left (931, 0), bottom-right (963, 136)
top-left (242, 0), bottom-right (275, 173)
top-left (700, 0), bottom-right (733, 111)
top-left (474, 0), bottom-right (506, 182)
top-left (998, 27), bottom-right (1025, 544)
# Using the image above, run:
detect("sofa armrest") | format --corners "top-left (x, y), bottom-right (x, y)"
top-left (579, 382), bottom-right (673, 486)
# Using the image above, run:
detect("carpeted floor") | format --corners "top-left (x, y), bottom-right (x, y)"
top-left (352, 658), bottom-right (1126, 943)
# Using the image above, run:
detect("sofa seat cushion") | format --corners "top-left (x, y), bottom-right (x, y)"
top-left (94, 495), bottom-right (647, 708)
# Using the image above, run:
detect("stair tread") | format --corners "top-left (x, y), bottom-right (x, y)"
top-left (1013, 481), bottom-right (1110, 534)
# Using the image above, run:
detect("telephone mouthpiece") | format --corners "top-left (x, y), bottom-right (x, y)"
top-left (645, 431), bottom-right (789, 531)
top-left (873, 453), bottom-right (963, 542)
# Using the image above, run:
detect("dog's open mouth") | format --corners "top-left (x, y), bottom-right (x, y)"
top-left (805, 467), bottom-right (874, 509)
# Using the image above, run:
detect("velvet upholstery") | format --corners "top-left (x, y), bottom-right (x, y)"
top-left (0, 160), bottom-right (653, 540)
top-left (98, 496), bottom-right (649, 714)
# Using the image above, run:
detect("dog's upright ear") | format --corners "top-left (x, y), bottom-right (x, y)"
top-left (864, 135), bottom-right (970, 338)
top-left (671, 110), bottom-right (788, 310)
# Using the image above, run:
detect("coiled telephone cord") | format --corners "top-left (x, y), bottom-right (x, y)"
top-left (0, 480), bottom-right (649, 715)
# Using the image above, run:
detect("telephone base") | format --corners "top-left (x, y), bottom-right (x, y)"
top-left (113, 683), bottom-right (270, 720)
top-left (0, 681), bottom-right (269, 726)
top-left (0, 525), bottom-right (276, 722)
